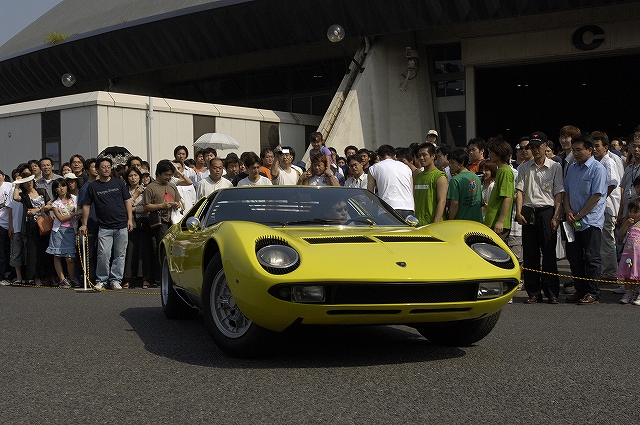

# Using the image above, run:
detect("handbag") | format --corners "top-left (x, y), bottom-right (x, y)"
top-left (37, 214), bottom-right (54, 236)
top-left (148, 210), bottom-right (162, 228)
top-left (520, 205), bottom-right (535, 225)
top-left (135, 215), bottom-right (150, 230)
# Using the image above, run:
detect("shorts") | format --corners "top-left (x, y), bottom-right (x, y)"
top-left (507, 235), bottom-right (523, 264)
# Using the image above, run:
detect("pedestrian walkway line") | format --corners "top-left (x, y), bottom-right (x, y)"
top-left (6, 281), bottom-right (157, 295)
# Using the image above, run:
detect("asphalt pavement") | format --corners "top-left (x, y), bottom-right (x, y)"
top-left (0, 268), bottom-right (636, 424)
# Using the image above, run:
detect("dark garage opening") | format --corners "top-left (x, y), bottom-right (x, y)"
top-left (475, 53), bottom-right (640, 146)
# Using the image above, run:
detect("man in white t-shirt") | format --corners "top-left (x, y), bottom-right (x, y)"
top-left (238, 153), bottom-right (272, 186)
top-left (271, 146), bottom-right (301, 185)
top-left (367, 145), bottom-right (414, 218)
top-left (196, 158), bottom-right (232, 197)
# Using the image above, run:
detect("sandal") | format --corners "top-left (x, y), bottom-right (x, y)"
top-left (142, 280), bottom-right (150, 289)
top-left (122, 282), bottom-right (130, 289)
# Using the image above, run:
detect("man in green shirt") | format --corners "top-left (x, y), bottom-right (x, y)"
top-left (414, 142), bottom-right (447, 225)
top-left (447, 148), bottom-right (483, 222)
top-left (484, 137), bottom-right (514, 241)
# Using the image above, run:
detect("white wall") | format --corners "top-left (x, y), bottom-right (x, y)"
top-left (0, 92), bottom-right (318, 176)
top-left (279, 123), bottom-right (306, 161)
top-left (61, 106), bottom-right (98, 162)
top-left (0, 114), bottom-right (42, 173)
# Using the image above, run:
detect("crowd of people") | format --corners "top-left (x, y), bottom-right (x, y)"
top-left (1, 126), bottom-right (640, 302)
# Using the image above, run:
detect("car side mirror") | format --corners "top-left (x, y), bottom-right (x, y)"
top-left (186, 216), bottom-right (201, 232)
top-left (405, 215), bottom-right (419, 227)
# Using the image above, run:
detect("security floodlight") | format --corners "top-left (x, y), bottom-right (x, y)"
top-left (327, 24), bottom-right (364, 74)
top-left (61, 73), bottom-right (76, 87)
top-left (327, 24), bottom-right (345, 43)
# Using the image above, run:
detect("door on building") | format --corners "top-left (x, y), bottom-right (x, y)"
top-left (475, 53), bottom-right (640, 146)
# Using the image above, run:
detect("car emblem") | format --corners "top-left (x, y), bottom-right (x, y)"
top-left (396, 262), bottom-right (406, 267)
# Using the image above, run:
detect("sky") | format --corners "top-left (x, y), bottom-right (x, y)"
top-left (0, 0), bottom-right (62, 47)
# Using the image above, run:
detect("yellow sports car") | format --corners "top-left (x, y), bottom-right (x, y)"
top-left (160, 186), bottom-right (519, 357)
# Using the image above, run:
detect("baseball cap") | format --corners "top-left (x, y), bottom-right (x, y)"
top-left (528, 131), bottom-right (548, 146)
top-left (426, 129), bottom-right (438, 138)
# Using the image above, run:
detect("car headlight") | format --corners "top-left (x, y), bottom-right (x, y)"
top-left (471, 242), bottom-right (512, 264)
top-left (291, 285), bottom-right (325, 303)
top-left (256, 245), bottom-right (300, 273)
top-left (477, 281), bottom-right (506, 299)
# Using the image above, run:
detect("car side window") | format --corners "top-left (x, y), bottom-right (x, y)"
top-left (180, 196), bottom-right (212, 231)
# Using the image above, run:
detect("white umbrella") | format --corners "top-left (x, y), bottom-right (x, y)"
top-left (193, 133), bottom-right (240, 150)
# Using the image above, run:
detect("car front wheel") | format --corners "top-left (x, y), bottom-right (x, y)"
top-left (415, 310), bottom-right (501, 346)
top-left (161, 255), bottom-right (196, 319)
top-left (202, 253), bottom-right (271, 357)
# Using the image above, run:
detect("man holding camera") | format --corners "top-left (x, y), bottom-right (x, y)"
top-left (271, 147), bottom-right (301, 185)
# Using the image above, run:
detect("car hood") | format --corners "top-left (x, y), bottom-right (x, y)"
top-left (216, 220), bottom-right (518, 282)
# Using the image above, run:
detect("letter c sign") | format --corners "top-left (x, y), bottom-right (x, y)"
top-left (572, 25), bottom-right (605, 51)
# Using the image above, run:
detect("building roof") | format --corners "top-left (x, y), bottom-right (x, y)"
top-left (0, 0), bottom-right (634, 106)
top-left (0, 0), bottom-right (220, 59)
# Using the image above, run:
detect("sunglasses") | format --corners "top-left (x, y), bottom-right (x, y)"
top-left (333, 205), bottom-right (347, 212)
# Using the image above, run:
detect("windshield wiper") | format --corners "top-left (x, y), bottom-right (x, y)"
top-left (285, 218), bottom-right (343, 225)
top-left (264, 221), bottom-right (287, 227)
top-left (349, 218), bottom-right (375, 226)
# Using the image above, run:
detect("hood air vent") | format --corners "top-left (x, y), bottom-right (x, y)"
top-left (303, 236), bottom-right (374, 244)
top-left (374, 236), bottom-right (443, 243)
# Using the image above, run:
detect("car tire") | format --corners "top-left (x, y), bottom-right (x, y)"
top-left (202, 253), bottom-right (272, 358)
top-left (161, 255), bottom-right (196, 319)
top-left (415, 310), bottom-right (501, 346)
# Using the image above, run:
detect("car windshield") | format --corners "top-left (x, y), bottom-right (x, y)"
top-left (203, 186), bottom-right (408, 227)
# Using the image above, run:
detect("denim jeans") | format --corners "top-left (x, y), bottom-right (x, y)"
top-left (96, 227), bottom-right (128, 284)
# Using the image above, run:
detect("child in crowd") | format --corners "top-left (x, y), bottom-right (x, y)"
top-left (617, 198), bottom-right (640, 304)
top-left (480, 161), bottom-right (497, 219)
top-left (46, 178), bottom-right (81, 288)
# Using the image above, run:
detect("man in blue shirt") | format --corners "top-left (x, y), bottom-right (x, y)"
top-left (563, 133), bottom-right (608, 304)
top-left (79, 157), bottom-right (132, 291)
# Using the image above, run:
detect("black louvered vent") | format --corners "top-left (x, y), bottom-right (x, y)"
top-left (374, 235), bottom-right (443, 243)
top-left (303, 236), bottom-right (375, 244)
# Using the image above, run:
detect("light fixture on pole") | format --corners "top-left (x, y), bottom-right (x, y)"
top-left (61, 73), bottom-right (76, 87)
top-left (327, 24), bottom-right (364, 74)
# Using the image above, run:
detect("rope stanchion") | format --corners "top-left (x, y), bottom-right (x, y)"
top-left (75, 233), bottom-right (96, 293)
top-left (521, 267), bottom-right (620, 284)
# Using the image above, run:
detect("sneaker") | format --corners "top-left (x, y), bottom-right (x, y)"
top-left (70, 279), bottom-right (81, 288)
top-left (58, 279), bottom-right (71, 289)
top-left (578, 294), bottom-right (599, 305)
top-left (633, 295), bottom-right (640, 306)
top-left (94, 282), bottom-right (106, 291)
top-left (620, 291), bottom-right (633, 304)
top-left (0, 280), bottom-right (11, 286)
top-left (612, 285), bottom-right (627, 294)
top-left (111, 281), bottom-right (123, 290)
